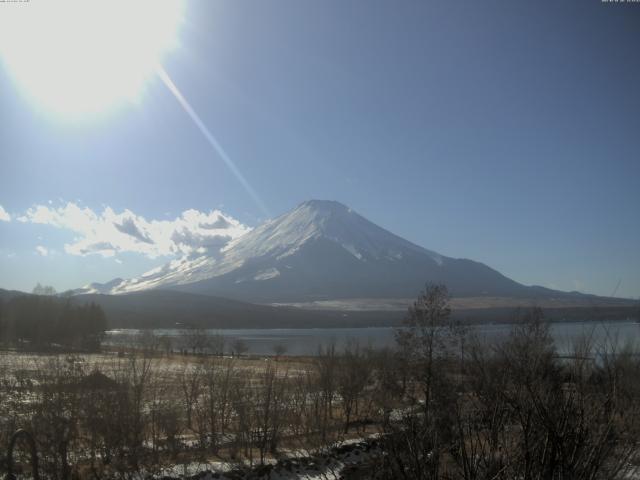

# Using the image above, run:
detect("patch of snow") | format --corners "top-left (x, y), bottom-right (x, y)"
top-left (71, 277), bottom-right (124, 295)
top-left (253, 268), bottom-right (280, 281)
top-left (431, 253), bottom-right (444, 266)
top-left (154, 434), bottom-right (382, 480)
top-left (341, 243), bottom-right (363, 260)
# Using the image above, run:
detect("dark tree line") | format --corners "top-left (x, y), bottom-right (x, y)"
top-left (0, 295), bottom-right (107, 351)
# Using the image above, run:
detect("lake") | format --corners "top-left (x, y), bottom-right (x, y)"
top-left (106, 319), bottom-right (640, 356)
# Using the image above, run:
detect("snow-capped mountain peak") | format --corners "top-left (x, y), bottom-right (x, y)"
top-left (221, 199), bottom-right (443, 264)
top-left (87, 200), bottom-right (526, 302)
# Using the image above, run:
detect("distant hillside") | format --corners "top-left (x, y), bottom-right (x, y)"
top-left (71, 290), bottom-right (396, 329)
top-left (0, 288), bottom-right (32, 303)
top-left (63, 290), bottom-right (640, 329)
top-left (2, 288), bottom-right (636, 330)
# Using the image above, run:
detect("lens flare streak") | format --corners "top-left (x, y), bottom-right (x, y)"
top-left (157, 67), bottom-right (270, 219)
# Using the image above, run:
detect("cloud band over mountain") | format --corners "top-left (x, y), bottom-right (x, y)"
top-left (18, 202), bottom-right (250, 259)
top-left (0, 205), bottom-right (10, 222)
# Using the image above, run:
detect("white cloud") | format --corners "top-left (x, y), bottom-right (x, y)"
top-left (21, 202), bottom-right (251, 259)
top-left (35, 245), bottom-right (49, 256)
top-left (0, 205), bottom-right (10, 222)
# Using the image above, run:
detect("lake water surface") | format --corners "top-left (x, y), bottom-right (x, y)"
top-left (106, 320), bottom-right (640, 356)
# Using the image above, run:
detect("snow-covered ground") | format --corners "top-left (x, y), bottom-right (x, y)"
top-left (150, 435), bottom-right (382, 480)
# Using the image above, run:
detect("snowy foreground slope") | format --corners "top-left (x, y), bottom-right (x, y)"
top-left (148, 436), bottom-right (385, 480)
top-left (77, 200), bottom-right (582, 303)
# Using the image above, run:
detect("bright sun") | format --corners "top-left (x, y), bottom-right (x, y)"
top-left (0, 0), bottom-right (184, 117)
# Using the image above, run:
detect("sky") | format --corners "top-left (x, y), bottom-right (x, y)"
top-left (0, 0), bottom-right (639, 298)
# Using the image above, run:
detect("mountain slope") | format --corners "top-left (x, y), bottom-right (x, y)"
top-left (71, 278), bottom-right (125, 295)
top-left (100, 200), bottom-right (564, 303)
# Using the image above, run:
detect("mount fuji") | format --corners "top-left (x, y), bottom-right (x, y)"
top-left (81, 200), bottom-right (573, 304)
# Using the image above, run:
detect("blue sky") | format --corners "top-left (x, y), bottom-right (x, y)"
top-left (0, 0), bottom-right (639, 298)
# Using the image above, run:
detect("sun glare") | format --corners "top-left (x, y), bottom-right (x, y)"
top-left (0, 0), bottom-right (184, 117)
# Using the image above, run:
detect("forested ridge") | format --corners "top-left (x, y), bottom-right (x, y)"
top-left (0, 294), bottom-right (107, 351)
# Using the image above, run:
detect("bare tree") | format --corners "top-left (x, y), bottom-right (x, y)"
top-left (137, 329), bottom-right (159, 354)
top-left (210, 332), bottom-right (225, 356)
top-left (395, 284), bottom-right (455, 418)
top-left (337, 340), bottom-right (372, 433)
top-left (158, 334), bottom-right (173, 356)
top-left (314, 343), bottom-right (340, 446)
top-left (183, 327), bottom-right (211, 355)
top-left (231, 338), bottom-right (249, 357)
top-left (272, 343), bottom-right (287, 359)
top-left (32, 283), bottom-right (57, 296)
top-left (180, 363), bottom-right (202, 432)
top-left (381, 284), bottom-right (461, 479)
